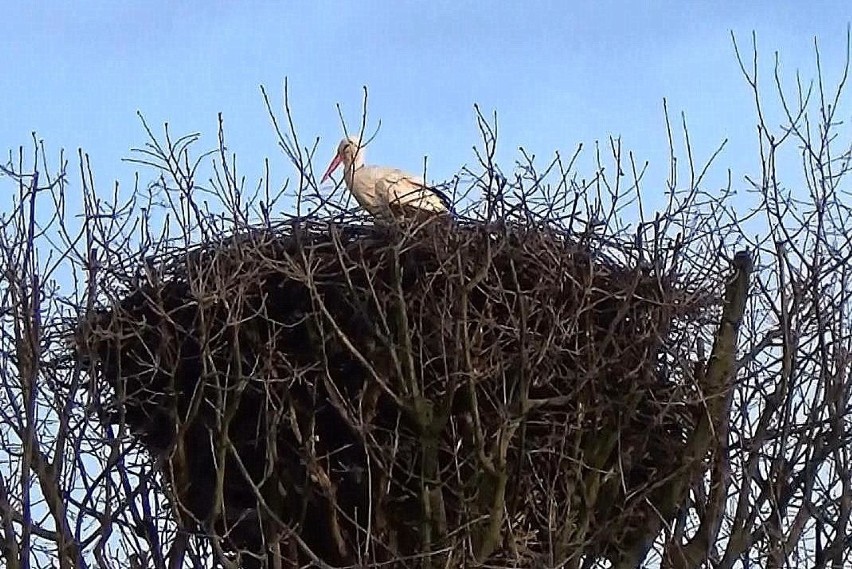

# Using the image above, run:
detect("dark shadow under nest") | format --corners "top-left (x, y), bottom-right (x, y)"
top-left (73, 218), bottom-right (710, 568)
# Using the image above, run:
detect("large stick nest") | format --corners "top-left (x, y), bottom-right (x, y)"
top-left (74, 218), bottom-right (707, 567)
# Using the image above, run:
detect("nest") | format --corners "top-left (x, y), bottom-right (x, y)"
top-left (75, 218), bottom-right (706, 567)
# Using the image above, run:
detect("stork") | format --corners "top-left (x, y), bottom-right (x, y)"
top-left (320, 136), bottom-right (453, 220)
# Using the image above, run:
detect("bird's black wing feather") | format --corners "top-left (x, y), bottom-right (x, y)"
top-left (428, 185), bottom-right (454, 214)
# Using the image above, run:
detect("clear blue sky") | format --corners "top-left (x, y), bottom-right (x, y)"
top-left (1, 1), bottom-right (850, 215)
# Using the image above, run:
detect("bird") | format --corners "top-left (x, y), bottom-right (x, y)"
top-left (320, 136), bottom-right (453, 221)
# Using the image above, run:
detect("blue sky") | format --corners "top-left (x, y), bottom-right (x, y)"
top-left (1, 1), bottom-right (850, 216)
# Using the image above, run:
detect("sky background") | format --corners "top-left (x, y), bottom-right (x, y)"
top-left (0, 3), bottom-right (848, 563)
top-left (1, 1), bottom-right (850, 217)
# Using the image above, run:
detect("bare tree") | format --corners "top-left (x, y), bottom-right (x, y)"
top-left (0, 34), bottom-right (849, 569)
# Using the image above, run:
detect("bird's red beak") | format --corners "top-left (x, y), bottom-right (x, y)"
top-left (320, 153), bottom-right (343, 183)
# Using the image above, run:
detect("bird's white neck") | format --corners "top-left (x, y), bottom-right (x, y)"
top-left (343, 152), bottom-right (365, 188)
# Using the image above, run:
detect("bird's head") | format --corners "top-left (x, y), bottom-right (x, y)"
top-left (320, 136), bottom-right (364, 183)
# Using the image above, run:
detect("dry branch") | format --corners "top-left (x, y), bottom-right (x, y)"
top-left (71, 217), bottom-right (716, 568)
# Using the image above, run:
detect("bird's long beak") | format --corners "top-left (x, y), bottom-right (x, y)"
top-left (320, 154), bottom-right (343, 183)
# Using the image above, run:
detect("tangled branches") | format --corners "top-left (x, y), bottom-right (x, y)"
top-left (69, 213), bottom-right (745, 568)
top-left (1, 33), bottom-right (851, 569)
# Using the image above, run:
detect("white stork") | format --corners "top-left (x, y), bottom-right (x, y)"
top-left (320, 136), bottom-right (453, 220)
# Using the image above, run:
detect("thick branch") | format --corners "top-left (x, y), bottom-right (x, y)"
top-left (622, 251), bottom-right (753, 568)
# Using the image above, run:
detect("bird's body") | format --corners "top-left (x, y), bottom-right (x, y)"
top-left (321, 136), bottom-right (452, 220)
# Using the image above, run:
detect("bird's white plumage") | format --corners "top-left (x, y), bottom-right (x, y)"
top-left (321, 136), bottom-right (452, 219)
